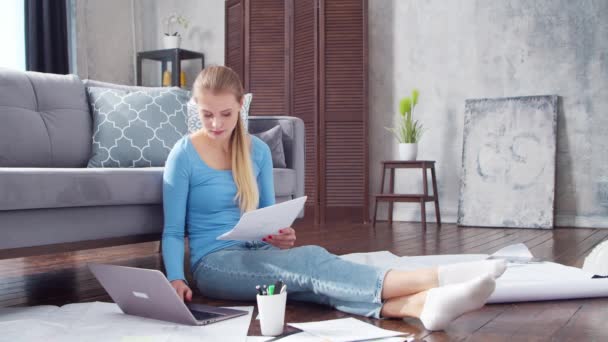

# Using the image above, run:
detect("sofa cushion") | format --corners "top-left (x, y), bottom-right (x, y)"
top-left (273, 168), bottom-right (296, 197)
top-left (0, 204), bottom-right (163, 250)
top-left (0, 69), bottom-right (92, 167)
top-left (253, 125), bottom-right (286, 168)
top-left (0, 167), bottom-right (294, 211)
top-left (86, 86), bottom-right (189, 167)
top-left (248, 116), bottom-right (300, 169)
top-left (0, 168), bottom-right (163, 211)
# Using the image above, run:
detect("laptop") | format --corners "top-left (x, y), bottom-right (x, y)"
top-left (89, 263), bottom-right (248, 326)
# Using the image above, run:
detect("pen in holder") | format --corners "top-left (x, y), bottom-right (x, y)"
top-left (256, 290), bottom-right (287, 336)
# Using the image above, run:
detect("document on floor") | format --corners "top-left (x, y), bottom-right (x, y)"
top-left (272, 331), bottom-right (409, 341)
top-left (217, 196), bottom-right (307, 241)
top-left (340, 243), bottom-right (608, 304)
top-left (0, 302), bottom-right (254, 342)
top-left (287, 317), bottom-right (407, 342)
top-left (486, 243), bottom-right (537, 262)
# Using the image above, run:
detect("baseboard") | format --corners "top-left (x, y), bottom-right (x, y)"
top-left (389, 206), bottom-right (458, 224)
top-left (555, 215), bottom-right (608, 229)
top-left (384, 206), bottom-right (608, 229)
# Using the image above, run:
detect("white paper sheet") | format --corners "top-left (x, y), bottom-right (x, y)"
top-left (288, 317), bottom-right (406, 342)
top-left (217, 196), bottom-right (307, 241)
top-left (341, 251), bottom-right (488, 271)
top-left (486, 243), bottom-right (536, 262)
top-left (246, 337), bottom-right (273, 342)
top-left (0, 302), bottom-right (253, 342)
top-left (272, 331), bottom-right (408, 342)
top-left (269, 332), bottom-right (321, 342)
top-left (0, 305), bottom-right (60, 320)
top-left (337, 251), bottom-right (402, 267)
top-left (489, 278), bottom-right (608, 303)
top-left (0, 320), bottom-right (69, 342)
top-left (340, 244), bottom-right (608, 304)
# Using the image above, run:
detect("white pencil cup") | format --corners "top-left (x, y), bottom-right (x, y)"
top-left (256, 291), bottom-right (287, 336)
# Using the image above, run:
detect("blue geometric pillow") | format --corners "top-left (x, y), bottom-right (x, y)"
top-left (187, 93), bottom-right (252, 133)
top-left (86, 87), bottom-right (189, 167)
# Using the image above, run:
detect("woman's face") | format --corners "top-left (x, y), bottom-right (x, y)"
top-left (196, 89), bottom-right (242, 142)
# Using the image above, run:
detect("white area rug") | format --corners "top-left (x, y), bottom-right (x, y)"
top-left (0, 302), bottom-right (253, 342)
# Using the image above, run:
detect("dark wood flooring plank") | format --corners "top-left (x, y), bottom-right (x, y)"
top-left (1, 223), bottom-right (607, 340)
top-left (528, 229), bottom-right (596, 264)
top-left (463, 229), bottom-right (548, 254)
top-left (554, 229), bottom-right (608, 266)
top-left (551, 298), bottom-right (608, 341)
top-left (570, 234), bottom-right (608, 268)
top-left (472, 301), bottom-right (581, 340)
top-left (394, 227), bottom-right (508, 256)
top-left (437, 304), bottom-right (510, 339)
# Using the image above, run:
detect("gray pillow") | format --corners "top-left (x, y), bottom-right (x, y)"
top-left (253, 125), bottom-right (286, 168)
top-left (86, 86), bottom-right (189, 167)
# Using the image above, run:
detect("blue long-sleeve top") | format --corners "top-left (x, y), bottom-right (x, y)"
top-left (162, 135), bottom-right (276, 282)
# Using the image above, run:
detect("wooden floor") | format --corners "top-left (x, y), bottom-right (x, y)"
top-left (1, 221), bottom-right (608, 341)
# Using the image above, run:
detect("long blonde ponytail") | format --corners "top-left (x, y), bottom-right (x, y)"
top-left (192, 66), bottom-right (259, 212)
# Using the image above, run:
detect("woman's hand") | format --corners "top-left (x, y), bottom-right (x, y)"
top-left (170, 279), bottom-right (193, 302)
top-left (263, 227), bottom-right (296, 249)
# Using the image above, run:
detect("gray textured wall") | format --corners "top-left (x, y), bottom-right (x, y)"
top-left (157, 0), bottom-right (225, 88)
top-left (74, 0), bottom-right (139, 85)
top-left (73, 0), bottom-right (224, 87)
top-left (369, 0), bottom-right (608, 228)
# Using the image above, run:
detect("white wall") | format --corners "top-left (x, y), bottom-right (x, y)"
top-left (156, 0), bottom-right (225, 88)
top-left (74, 0), bottom-right (139, 85)
top-left (73, 0), bottom-right (224, 87)
top-left (368, 0), bottom-right (608, 228)
top-left (0, 0), bottom-right (25, 70)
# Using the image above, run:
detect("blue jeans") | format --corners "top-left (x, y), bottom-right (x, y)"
top-left (193, 241), bottom-right (389, 318)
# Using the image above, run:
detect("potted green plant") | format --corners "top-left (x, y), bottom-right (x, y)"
top-left (386, 89), bottom-right (424, 160)
top-left (162, 13), bottom-right (189, 49)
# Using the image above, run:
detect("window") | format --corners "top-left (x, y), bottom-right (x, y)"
top-left (0, 0), bottom-right (25, 70)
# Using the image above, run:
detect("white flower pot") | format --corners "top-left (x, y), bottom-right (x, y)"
top-left (163, 35), bottom-right (181, 49)
top-left (399, 143), bottom-right (418, 161)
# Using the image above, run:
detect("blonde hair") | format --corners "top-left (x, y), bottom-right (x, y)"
top-left (192, 66), bottom-right (259, 212)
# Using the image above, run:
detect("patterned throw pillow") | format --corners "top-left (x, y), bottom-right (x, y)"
top-left (187, 93), bottom-right (252, 133)
top-left (86, 87), bottom-right (189, 167)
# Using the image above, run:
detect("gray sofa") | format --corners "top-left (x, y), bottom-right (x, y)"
top-left (0, 69), bottom-right (304, 251)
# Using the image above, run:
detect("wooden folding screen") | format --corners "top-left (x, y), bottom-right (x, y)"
top-left (225, 0), bottom-right (368, 223)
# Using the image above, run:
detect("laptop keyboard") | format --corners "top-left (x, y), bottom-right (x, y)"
top-left (190, 309), bottom-right (224, 321)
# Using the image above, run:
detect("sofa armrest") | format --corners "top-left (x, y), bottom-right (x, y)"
top-left (248, 116), bottom-right (305, 200)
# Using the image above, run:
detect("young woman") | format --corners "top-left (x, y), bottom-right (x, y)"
top-left (162, 66), bottom-right (506, 331)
